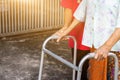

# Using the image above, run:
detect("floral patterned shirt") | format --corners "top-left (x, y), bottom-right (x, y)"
top-left (74, 0), bottom-right (120, 51)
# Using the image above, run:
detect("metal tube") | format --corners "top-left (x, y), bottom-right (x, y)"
top-left (47, 0), bottom-right (50, 28)
top-left (54, 0), bottom-right (57, 27)
top-left (20, 0), bottom-right (22, 31)
top-left (18, 0), bottom-right (20, 31)
top-left (49, 0), bottom-right (52, 27)
top-left (57, 0), bottom-right (60, 26)
top-left (28, 0), bottom-right (31, 29)
top-left (43, 49), bottom-right (78, 71)
top-left (46, 0), bottom-right (48, 28)
top-left (23, 0), bottom-right (26, 31)
top-left (31, 0), bottom-right (34, 29)
top-left (44, 0), bottom-right (46, 28)
top-left (52, 0), bottom-right (54, 27)
top-left (14, 0), bottom-right (17, 32)
top-left (0, 7), bottom-right (1, 34)
top-left (77, 53), bottom-right (95, 80)
top-left (34, 0), bottom-right (37, 29)
top-left (77, 53), bottom-right (118, 80)
top-left (26, 0), bottom-right (28, 30)
top-left (37, 0), bottom-right (39, 28)
top-left (5, 0), bottom-right (8, 33)
top-left (11, 0), bottom-right (14, 32)
top-left (38, 35), bottom-right (78, 80)
top-left (2, 0), bottom-right (5, 33)
top-left (8, 0), bottom-right (11, 32)
top-left (40, 0), bottom-right (43, 28)
top-left (38, 51), bottom-right (45, 80)
top-left (71, 36), bottom-right (77, 80)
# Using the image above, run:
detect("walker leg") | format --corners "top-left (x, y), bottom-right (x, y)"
top-left (38, 35), bottom-right (78, 80)
top-left (38, 51), bottom-right (45, 80)
top-left (77, 71), bottom-right (82, 80)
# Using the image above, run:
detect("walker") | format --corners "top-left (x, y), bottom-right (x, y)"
top-left (38, 35), bottom-right (119, 80)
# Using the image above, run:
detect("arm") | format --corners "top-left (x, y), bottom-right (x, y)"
top-left (95, 2), bottom-right (120, 60)
top-left (103, 28), bottom-right (120, 50)
top-left (56, 18), bottom-right (80, 42)
top-left (54, 8), bottom-right (73, 37)
top-left (61, 0), bottom-right (82, 29)
top-left (57, 8), bottom-right (73, 32)
top-left (95, 28), bottom-right (120, 60)
top-left (54, 0), bottom-right (73, 36)
top-left (56, 0), bottom-right (87, 42)
top-left (64, 8), bottom-right (73, 27)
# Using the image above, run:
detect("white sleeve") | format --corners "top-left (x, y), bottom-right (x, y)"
top-left (116, 1), bottom-right (120, 28)
top-left (73, 0), bottom-right (87, 22)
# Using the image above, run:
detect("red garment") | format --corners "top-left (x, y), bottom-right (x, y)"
top-left (61, 0), bottom-right (90, 50)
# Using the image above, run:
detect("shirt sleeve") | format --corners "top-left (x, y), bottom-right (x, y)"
top-left (61, 0), bottom-right (73, 9)
top-left (116, 2), bottom-right (120, 28)
top-left (73, 0), bottom-right (87, 22)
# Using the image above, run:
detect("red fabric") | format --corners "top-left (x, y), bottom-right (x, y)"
top-left (61, 0), bottom-right (90, 50)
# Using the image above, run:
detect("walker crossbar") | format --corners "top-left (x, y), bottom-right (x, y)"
top-left (43, 49), bottom-right (78, 71)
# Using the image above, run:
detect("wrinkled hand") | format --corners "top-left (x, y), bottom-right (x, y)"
top-left (95, 45), bottom-right (111, 60)
top-left (54, 27), bottom-right (68, 42)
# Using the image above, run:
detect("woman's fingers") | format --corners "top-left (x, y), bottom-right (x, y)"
top-left (55, 29), bottom-right (69, 42)
top-left (95, 51), bottom-right (104, 60)
top-left (95, 46), bottom-right (109, 60)
top-left (57, 35), bottom-right (64, 42)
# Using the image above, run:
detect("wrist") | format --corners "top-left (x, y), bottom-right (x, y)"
top-left (61, 25), bottom-right (68, 31)
top-left (63, 24), bottom-right (69, 28)
top-left (63, 26), bottom-right (68, 29)
top-left (103, 43), bottom-right (112, 51)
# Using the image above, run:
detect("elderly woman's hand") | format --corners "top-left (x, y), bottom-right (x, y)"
top-left (54, 26), bottom-right (69, 42)
top-left (95, 45), bottom-right (111, 60)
